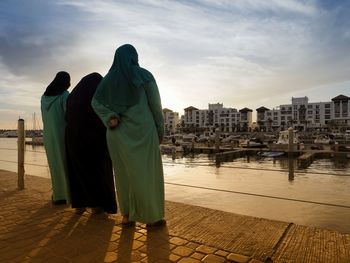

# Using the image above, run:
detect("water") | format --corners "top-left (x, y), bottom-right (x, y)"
top-left (1, 138), bottom-right (350, 233)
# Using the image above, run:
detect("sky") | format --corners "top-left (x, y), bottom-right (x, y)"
top-left (0, 0), bottom-right (350, 129)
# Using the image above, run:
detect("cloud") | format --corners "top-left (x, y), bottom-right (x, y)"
top-left (0, 0), bottom-right (350, 128)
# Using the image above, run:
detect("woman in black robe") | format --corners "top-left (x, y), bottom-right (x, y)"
top-left (65, 72), bottom-right (117, 214)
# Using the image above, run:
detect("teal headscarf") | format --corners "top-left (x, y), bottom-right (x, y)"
top-left (94, 44), bottom-right (154, 114)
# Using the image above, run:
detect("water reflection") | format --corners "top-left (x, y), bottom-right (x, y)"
top-left (288, 157), bottom-right (294, 181)
top-left (1, 138), bottom-right (350, 233)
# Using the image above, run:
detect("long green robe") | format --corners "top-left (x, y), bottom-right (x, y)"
top-left (92, 81), bottom-right (164, 224)
top-left (41, 91), bottom-right (70, 202)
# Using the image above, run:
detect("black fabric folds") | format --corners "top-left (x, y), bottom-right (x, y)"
top-left (65, 72), bottom-right (117, 213)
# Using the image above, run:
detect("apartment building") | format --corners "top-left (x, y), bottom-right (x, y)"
top-left (183, 103), bottom-right (253, 132)
top-left (256, 95), bottom-right (350, 131)
top-left (163, 108), bottom-right (180, 134)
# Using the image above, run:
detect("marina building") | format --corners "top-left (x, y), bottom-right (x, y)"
top-left (182, 103), bottom-right (253, 132)
top-left (163, 108), bottom-right (180, 134)
top-left (256, 95), bottom-right (350, 131)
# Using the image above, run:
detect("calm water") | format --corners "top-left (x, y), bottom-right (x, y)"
top-left (1, 138), bottom-right (350, 233)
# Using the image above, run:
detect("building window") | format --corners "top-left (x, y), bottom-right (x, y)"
top-left (325, 104), bottom-right (330, 108)
top-left (308, 105), bottom-right (313, 109)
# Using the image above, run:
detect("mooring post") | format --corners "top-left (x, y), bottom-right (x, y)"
top-left (17, 118), bottom-right (25, 190)
top-left (215, 128), bottom-right (220, 153)
top-left (288, 127), bottom-right (294, 180)
top-left (288, 127), bottom-right (294, 154)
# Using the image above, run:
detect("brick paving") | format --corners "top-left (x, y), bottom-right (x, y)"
top-left (1, 170), bottom-right (349, 263)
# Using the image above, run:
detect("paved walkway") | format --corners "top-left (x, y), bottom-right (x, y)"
top-left (0, 170), bottom-right (349, 263)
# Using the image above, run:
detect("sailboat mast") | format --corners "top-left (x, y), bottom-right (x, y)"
top-left (33, 112), bottom-right (36, 131)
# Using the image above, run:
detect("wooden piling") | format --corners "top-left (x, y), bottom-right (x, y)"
top-left (17, 119), bottom-right (25, 190)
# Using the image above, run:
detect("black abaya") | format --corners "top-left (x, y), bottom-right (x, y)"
top-left (65, 72), bottom-right (117, 213)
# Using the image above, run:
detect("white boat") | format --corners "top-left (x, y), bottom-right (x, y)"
top-left (160, 144), bottom-right (183, 153)
top-left (221, 135), bottom-right (240, 143)
top-left (314, 134), bottom-right (332, 144)
top-left (240, 138), bottom-right (266, 148)
top-left (259, 151), bottom-right (284, 157)
top-left (170, 134), bottom-right (184, 146)
top-left (276, 130), bottom-right (299, 144)
top-left (345, 130), bottom-right (350, 140)
top-left (182, 133), bottom-right (197, 142)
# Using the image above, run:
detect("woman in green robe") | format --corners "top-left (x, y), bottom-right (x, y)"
top-left (41, 71), bottom-right (70, 204)
top-left (92, 44), bottom-right (165, 226)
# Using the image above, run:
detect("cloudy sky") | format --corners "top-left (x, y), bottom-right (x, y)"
top-left (0, 0), bottom-right (349, 129)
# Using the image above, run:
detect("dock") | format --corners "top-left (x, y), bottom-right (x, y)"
top-left (1, 169), bottom-right (349, 263)
top-left (297, 152), bottom-right (316, 169)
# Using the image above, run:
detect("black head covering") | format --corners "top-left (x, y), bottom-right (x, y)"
top-left (66, 72), bottom-right (104, 133)
top-left (44, 71), bottom-right (71, 96)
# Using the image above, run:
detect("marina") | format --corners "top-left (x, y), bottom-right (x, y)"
top-left (1, 137), bottom-right (350, 233)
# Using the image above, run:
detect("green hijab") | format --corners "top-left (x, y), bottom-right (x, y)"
top-left (94, 44), bottom-right (154, 114)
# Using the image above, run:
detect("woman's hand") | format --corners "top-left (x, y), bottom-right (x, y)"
top-left (108, 116), bottom-right (119, 129)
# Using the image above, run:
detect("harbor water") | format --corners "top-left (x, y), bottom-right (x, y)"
top-left (1, 138), bottom-right (350, 233)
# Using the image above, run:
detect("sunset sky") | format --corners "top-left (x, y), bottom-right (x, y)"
top-left (0, 0), bottom-right (349, 129)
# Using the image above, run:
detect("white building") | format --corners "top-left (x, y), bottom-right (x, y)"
top-left (183, 103), bottom-right (253, 133)
top-left (256, 95), bottom-right (350, 131)
top-left (163, 108), bottom-right (180, 134)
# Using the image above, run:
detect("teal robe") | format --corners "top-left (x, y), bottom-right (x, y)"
top-left (41, 91), bottom-right (70, 202)
top-left (92, 81), bottom-right (164, 224)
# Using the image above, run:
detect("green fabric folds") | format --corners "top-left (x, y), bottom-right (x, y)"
top-left (93, 44), bottom-right (154, 118)
top-left (92, 44), bottom-right (165, 223)
top-left (41, 91), bottom-right (70, 202)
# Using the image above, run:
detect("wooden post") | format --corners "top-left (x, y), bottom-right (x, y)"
top-left (17, 118), bottom-right (25, 190)
top-left (215, 128), bottom-right (220, 153)
top-left (288, 127), bottom-right (294, 153)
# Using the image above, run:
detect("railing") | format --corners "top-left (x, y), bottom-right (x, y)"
top-left (0, 119), bottom-right (49, 190)
top-left (0, 119), bottom-right (349, 209)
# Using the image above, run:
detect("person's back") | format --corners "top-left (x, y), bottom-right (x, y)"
top-left (41, 71), bottom-right (70, 204)
top-left (92, 44), bottom-right (165, 226)
top-left (65, 73), bottom-right (117, 214)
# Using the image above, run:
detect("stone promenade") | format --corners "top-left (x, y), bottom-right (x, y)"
top-left (0, 170), bottom-right (349, 263)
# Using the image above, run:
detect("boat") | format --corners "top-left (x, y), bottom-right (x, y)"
top-left (170, 134), bottom-right (185, 146)
top-left (182, 133), bottom-right (197, 142)
top-left (240, 138), bottom-right (266, 148)
top-left (221, 135), bottom-right (241, 143)
top-left (276, 130), bottom-right (299, 144)
top-left (160, 144), bottom-right (183, 153)
top-left (0, 131), bottom-right (17, 137)
top-left (259, 151), bottom-right (284, 157)
top-left (25, 136), bottom-right (44, 146)
top-left (314, 134), bottom-right (332, 144)
top-left (345, 130), bottom-right (350, 140)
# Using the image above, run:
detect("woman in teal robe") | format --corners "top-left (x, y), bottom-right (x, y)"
top-left (92, 44), bottom-right (165, 225)
top-left (41, 71), bottom-right (70, 204)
